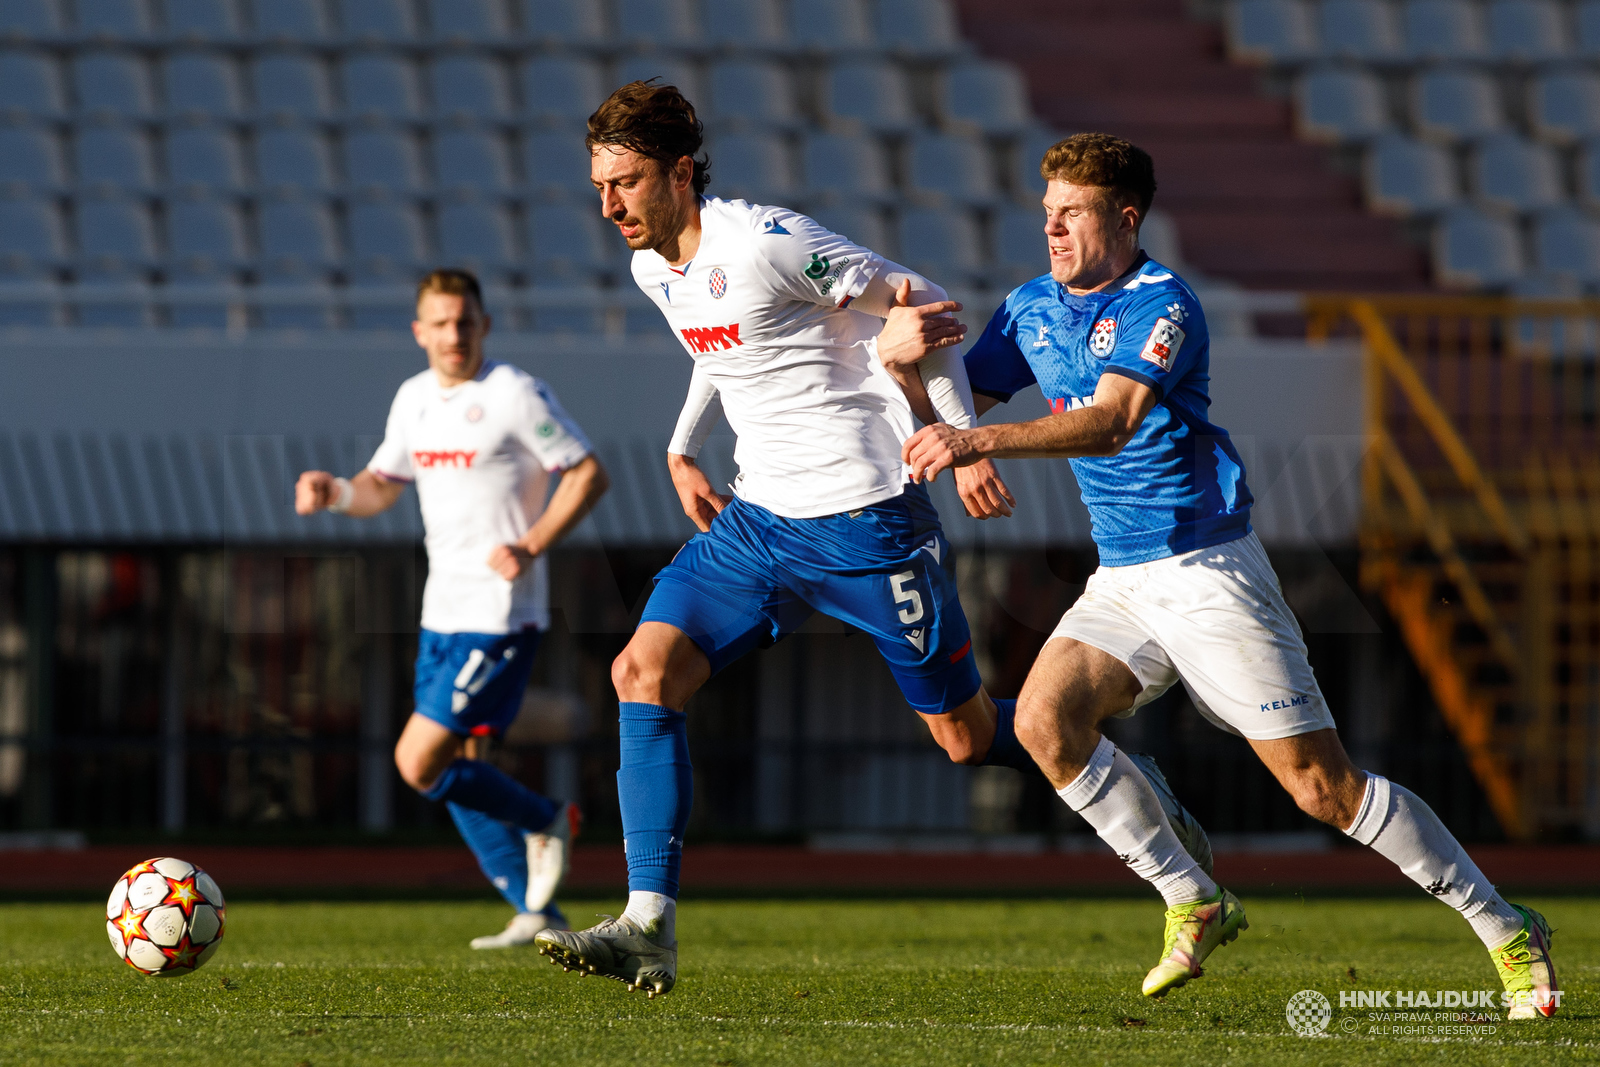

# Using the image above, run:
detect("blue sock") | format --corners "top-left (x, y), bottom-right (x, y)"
top-left (422, 758), bottom-right (559, 832)
top-left (979, 699), bottom-right (1045, 776)
top-left (617, 702), bottom-right (693, 898)
top-left (448, 802), bottom-right (530, 912)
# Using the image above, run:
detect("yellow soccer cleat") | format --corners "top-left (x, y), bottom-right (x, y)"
top-left (1495, 904), bottom-right (1559, 1020)
top-left (1141, 888), bottom-right (1248, 997)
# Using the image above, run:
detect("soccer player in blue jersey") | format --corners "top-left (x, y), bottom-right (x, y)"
top-left (898, 134), bottom-right (1558, 1016)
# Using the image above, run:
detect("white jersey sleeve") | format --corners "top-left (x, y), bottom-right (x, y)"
top-left (751, 207), bottom-right (886, 310)
top-left (512, 377), bottom-right (594, 472)
top-left (368, 383), bottom-right (416, 482)
top-left (667, 362), bottom-right (723, 459)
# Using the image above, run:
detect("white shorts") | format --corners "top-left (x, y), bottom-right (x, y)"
top-left (1048, 531), bottom-right (1336, 741)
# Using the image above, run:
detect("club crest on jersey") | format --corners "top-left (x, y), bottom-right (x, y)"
top-left (709, 267), bottom-right (728, 299)
top-left (465, 404), bottom-right (484, 423)
top-left (680, 324), bottom-right (742, 353)
top-left (1140, 317), bottom-right (1185, 371)
top-left (1088, 317), bottom-right (1117, 358)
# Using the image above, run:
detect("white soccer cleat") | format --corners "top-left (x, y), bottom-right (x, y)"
top-left (536, 913), bottom-right (678, 998)
top-left (524, 801), bottom-right (580, 914)
top-left (1126, 751), bottom-right (1214, 877)
top-left (470, 910), bottom-right (569, 950)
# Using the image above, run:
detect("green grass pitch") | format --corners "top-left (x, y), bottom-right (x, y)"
top-left (0, 896), bottom-right (1594, 1065)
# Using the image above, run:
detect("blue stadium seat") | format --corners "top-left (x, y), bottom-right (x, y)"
top-left (161, 51), bottom-right (242, 119)
top-left (703, 0), bottom-right (785, 49)
top-left (341, 128), bottom-right (424, 192)
top-left (1529, 70), bottom-right (1600, 143)
top-left (521, 0), bottom-right (607, 45)
top-left (346, 199), bottom-right (427, 278)
top-left (896, 206), bottom-right (983, 285)
top-left (72, 0), bottom-right (149, 35)
top-left (1432, 206), bottom-right (1524, 287)
top-left (0, 51), bottom-right (62, 120)
top-left (874, 0), bottom-right (962, 58)
top-left (0, 198), bottom-right (65, 275)
top-left (615, 55), bottom-right (699, 102)
top-left (704, 60), bottom-right (801, 132)
top-left (164, 125), bottom-right (244, 190)
top-left (1012, 127), bottom-right (1065, 199)
top-left (993, 203), bottom-right (1046, 285)
top-left (801, 132), bottom-right (892, 202)
top-left (338, 0), bottom-right (415, 39)
top-left (823, 60), bottom-right (916, 134)
top-left (1364, 133), bottom-right (1459, 215)
top-left (164, 196), bottom-right (247, 277)
top-left (431, 127), bottom-right (512, 193)
top-left (424, 0), bottom-right (507, 41)
top-left (74, 196), bottom-right (157, 272)
top-left (1316, 0), bottom-right (1402, 60)
top-left (525, 202), bottom-right (613, 281)
top-left (790, 0), bottom-right (873, 53)
top-left (1580, 139), bottom-right (1600, 209)
top-left (340, 53), bottom-right (421, 119)
top-left (73, 125), bottom-right (155, 190)
top-left (616, 0), bottom-right (701, 47)
top-left (519, 57), bottom-right (604, 127)
top-left (941, 60), bottom-right (1032, 136)
top-left (1582, 2), bottom-right (1600, 58)
top-left (1471, 133), bottom-right (1564, 214)
top-left (252, 0), bottom-right (324, 37)
top-left (0, 0), bottom-right (60, 35)
top-left (807, 205), bottom-right (890, 256)
top-left (254, 126), bottom-right (335, 191)
top-left (1486, 0), bottom-right (1568, 62)
top-left (1411, 68), bottom-right (1505, 142)
top-left (72, 51), bottom-right (153, 118)
top-left (1296, 66), bottom-right (1391, 142)
top-left (166, 0), bottom-right (240, 37)
top-left (256, 197), bottom-right (339, 277)
top-left (0, 126), bottom-right (61, 189)
top-left (708, 132), bottom-right (794, 203)
top-left (250, 52), bottom-right (331, 119)
top-left (1225, 0), bottom-right (1316, 64)
top-left (437, 200), bottom-right (517, 274)
top-left (1400, 0), bottom-right (1486, 60)
top-left (430, 55), bottom-right (510, 119)
top-left (1532, 205), bottom-right (1600, 285)
top-left (521, 129), bottom-right (595, 198)
top-left (907, 132), bottom-right (998, 206)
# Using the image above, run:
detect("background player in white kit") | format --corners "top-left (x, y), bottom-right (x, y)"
top-left (295, 270), bottom-right (610, 949)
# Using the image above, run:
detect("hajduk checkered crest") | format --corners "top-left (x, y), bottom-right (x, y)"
top-left (1285, 989), bottom-right (1332, 1036)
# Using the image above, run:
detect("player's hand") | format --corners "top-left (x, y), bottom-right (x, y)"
top-left (876, 279), bottom-right (965, 371)
top-left (955, 460), bottom-right (1015, 519)
top-left (295, 470), bottom-right (336, 515)
top-left (668, 453), bottom-right (731, 533)
top-left (903, 423), bottom-right (982, 484)
top-left (487, 543), bottom-right (534, 580)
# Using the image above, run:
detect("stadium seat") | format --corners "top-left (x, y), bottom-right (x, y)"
top-left (1296, 65), bottom-right (1390, 142)
top-left (1470, 133), bottom-right (1564, 214)
top-left (525, 202), bottom-right (614, 281)
top-left (73, 125), bottom-right (156, 190)
top-left (1012, 127), bottom-right (1065, 199)
top-left (166, 0), bottom-right (240, 37)
top-left (164, 125), bottom-right (245, 190)
top-left (72, 0), bottom-right (149, 35)
top-left (707, 132), bottom-right (794, 203)
top-left (907, 132), bottom-right (998, 206)
top-left (790, 0), bottom-right (873, 53)
top-left (161, 52), bottom-right (242, 119)
top-left (801, 132), bottom-right (892, 202)
top-left (519, 57), bottom-right (604, 127)
top-left (807, 205), bottom-right (890, 256)
top-left (896, 206), bottom-right (984, 284)
top-left (72, 51), bottom-right (153, 118)
top-left (521, 129), bottom-right (596, 198)
top-left (338, 0), bottom-right (415, 39)
top-left (429, 55), bottom-right (511, 120)
top-left (1364, 132), bottom-right (1459, 215)
top-left (1582, 1), bottom-right (1600, 57)
top-left (993, 203), bottom-right (1046, 284)
top-left (341, 128), bottom-right (424, 192)
top-left (436, 200), bottom-right (517, 274)
top-left (340, 53), bottom-right (421, 119)
top-left (703, 0), bottom-right (786, 49)
top-left (941, 60), bottom-right (1032, 136)
top-left (704, 60), bottom-right (801, 132)
top-left (615, 55), bottom-right (699, 103)
top-left (0, 51), bottom-right (64, 118)
top-left (250, 52), bottom-right (331, 119)
top-left (0, 126), bottom-right (61, 189)
top-left (0, 198), bottom-right (65, 275)
top-left (74, 196), bottom-right (157, 272)
top-left (1529, 70), bottom-right (1600, 144)
top-left (424, 0), bottom-right (507, 41)
top-left (521, 0), bottom-right (607, 45)
top-left (873, 0), bottom-right (962, 58)
top-left (1580, 139), bottom-right (1600, 209)
top-left (823, 61), bottom-right (916, 134)
top-left (252, 0), bottom-right (325, 37)
top-left (615, 0), bottom-right (702, 47)
top-left (1400, 0), bottom-right (1486, 60)
top-left (1224, 0), bottom-right (1316, 64)
top-left (431, 127), bottom-right (512, 193)
top-left (164, 196), bottom-right (247, 277)
top-left (254, 126), bottom-right (336, 191)
top-left (1316, 0), bottom-right (1402, 60)
top-left (1485, 0), bottom-right (1568, 61)
top-left (1531, 205), bottom-right (1600, 284)
top-left (0, 0), bottom-right (59, 35)
top-left (256, 197), bottom-right (339, 277)
top-left (1411, 68), bottom-right (1504, 142)
top-left (346, 199), bottom-right (427, 278)
top-left (1432, 206), bottom-right (1524, 287)
top-left (1142, 208), bottom-right (1186, 268)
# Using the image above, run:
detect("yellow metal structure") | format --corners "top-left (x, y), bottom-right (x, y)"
top-left (1307, 296), bottom-right (1600, 840)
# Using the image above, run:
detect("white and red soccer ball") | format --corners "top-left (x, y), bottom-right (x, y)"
top-left (105, 857), bottom-right (226, 977)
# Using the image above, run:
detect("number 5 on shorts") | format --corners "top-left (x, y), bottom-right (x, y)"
top-left (891, 570), bottom-right (924, 624)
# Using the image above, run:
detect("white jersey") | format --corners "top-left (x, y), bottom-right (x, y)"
top-left (368, 360), bottom-right (592, 635)
top-left (633, 197), bottom-right (915, 519)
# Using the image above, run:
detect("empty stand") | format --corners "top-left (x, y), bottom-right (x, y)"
top-left (0, 125), bottom-right (61, 187)
top-left (339, 52), bottom-right (421, 119)
top-left (704, 60), bottom-right (801, 132)
top-left (710, 132), bottom-right (795, 202)
top-left (824, 60), bottom-right (917, 134)
top-left (254, 126), bottom-right (336, 191)
top-left (520, 56), bottom-right (604, 127)
top-left (1470, 133), bottom-right (1564, 213)
top-left (251, 52), bottom-right (331, 119)
top-left (429, 55), bottom-right (511, 120)
top-left (1433, 205), bottom-right (1524, 286)
top-left (1364, 132), bottom-right (1460, 215)
top-left (1296, 66), bottom-right (1391, 142)
top-left (432, 128), bottom-right (512, 193)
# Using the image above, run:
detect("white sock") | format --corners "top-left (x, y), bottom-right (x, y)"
top-left (1345, 773), bottom-right (1524, 949)
top-left (1058, 736), bottom-right (1218, 908)
top-left (622, 890), bottom-right (676, 944)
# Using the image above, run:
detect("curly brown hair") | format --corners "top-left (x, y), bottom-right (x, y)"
top-left (1039, 133), bottom-right (1157, 217)
top-left (586, 79), bottom-right (711, 194)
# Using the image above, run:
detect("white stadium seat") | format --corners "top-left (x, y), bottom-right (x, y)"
top-left (0, 51), bottom-right (64, 117)
top-left (338, 0), bottom-right (415, 38)
top-left (896, 206), bottom-right (984, 283)
top-left (73, 0), bottom-right (149, 35)
top-left (1012, 127), bottom-right (1065, 199)
top-left (72, 51), bottom-right (153, 118)
top-left (1485, 0), bottom-right (1569, 61)
top-left (253, 0), bottom-right (325, 37)
top-left (164, 197), bottom-right (247, 276)
top-left (341, 128), bottom-right (424, 192)
top-left (704, 60), bottom-right (801, 131)
top-left (1364, 132), bottom-right (1460, 215)
top-left (1470, 134), bottom-right (1564, 214)
top-left (823, 60), bottom-right (916, 134)
top-left (0, 0), bottom-right (59, 35)
top-left (1529, 70), bottom-right (1600, 144)
top-left (1432, 206), bottom-right (1524, 287)
top-left (907, 132), bottom-right (998, 206)
top-left (257, 197), bottom-right (340, 276)
top-left (807, 205), bottom-right (890, 256)
top-left (1411, 68), bottom-right (1504, 142)
top-left (703, 0), bottom-right (785, 47)
top-left (251, 52), bottom-right (331, 119)
top-left (1296, 66), bottom-right (1391, 142)
top-left (339, 53), bottom-right (421, 119)
top-left (424, 0), bottom-right (508, 40)
top-left (73, 125), bottom-right (155, 189)
top-left (0, 126), bottom-right (61, 187)
top-left (1400, 0), bottom-right (1486, 60)
top-left (161, 52), bottom-right (242, 118)
top-left (166, 0), bottom-right (240, 37)
top-left (802, 133), bottom-right (892, 201)
top-left (1316, 0), bottom-right (1402, 60)
top-left (942, 60), bottom-right (1032, 136)
top-left (254, 126), bottom-right (336, 190)
top-left (431, 128), bottom-right (512, 193)
top-left (708, 132), bottom-right (794, 202)
top-left (519, 57), bottom-right (605, 126)
top-left (615, 55), bottom-right (699, 102)
top-left (1532, 206), bottom-right (1600, 284)
top-left (437, 200), bottom-right (517, 274)
top-left (164, 126), bottom-right (245, 190)
top-left (874, 0), bottom-right (962, 58)
top-left (615, 0), bottom-right (702, 47)
top-left (521, 130), bottom-right (595, 198)
top-left (430, 55), bottom-right (511, 120)
top-left (526, 203), bottom-right (614, 281)
top-left (790, 0), bottom-right (873, 52)
top-left (1224, 0), bottom-right (1316, 64)
top-left (521, 0), bottom-right (607, 44)
top-left (346, 200), bottom-right (427, 278)
top-left (74, 196), bottom-right (157, 268)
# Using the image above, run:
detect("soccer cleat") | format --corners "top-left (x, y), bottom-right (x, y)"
top-left (1126, 752), bottom-right (1213, 877)
top-left (1495, 904), bottom-right (1558, 1019)
top-left (1141, 888), bottom-right (1248, 997)
top-left (536, 914), bottom-right (678, 998)
top-left (469, 909), bottom-right (568, 950)
top-left (524, 801), bottom-right (580, 914)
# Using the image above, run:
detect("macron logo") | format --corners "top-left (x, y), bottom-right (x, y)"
top-left (680, 324), bottom-right (742, 353)
top-left (413, 449), bottom-right (477, 469)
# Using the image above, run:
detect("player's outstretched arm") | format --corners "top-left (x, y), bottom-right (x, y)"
top-left (295, 469), bottom-right (405, 518)
top-left (487, 454), bottom-right (610, 580)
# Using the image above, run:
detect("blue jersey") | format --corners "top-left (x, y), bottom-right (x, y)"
top-left (964, 255), bottom-right (1252, 566)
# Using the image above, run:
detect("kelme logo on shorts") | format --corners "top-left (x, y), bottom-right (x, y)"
top-left (804, 253), bottom-right (829, 279)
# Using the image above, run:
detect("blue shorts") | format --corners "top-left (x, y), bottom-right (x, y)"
top-left (413, 628), bottom-right (542, 737)
top-left (639, 483), bottom-right (980, 715)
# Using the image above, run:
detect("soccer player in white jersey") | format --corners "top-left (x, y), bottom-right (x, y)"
top-left (295, 270), bottom-right (610, 949)
top-left (897, 134), bottom-right (1558, 1016)
top-left (533, 83), bottom-right (1212, 997)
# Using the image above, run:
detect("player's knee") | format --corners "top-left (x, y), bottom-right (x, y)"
top-left (1012, 700), bottom-right (1058, 760)
top-left (1286, 774), bottom-right (1345, 825)
top-left (394, 742), bottom-right (443, 794)
top-left (611, 645), bottom-right (670, 704)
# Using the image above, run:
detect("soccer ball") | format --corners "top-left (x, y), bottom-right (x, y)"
top-left (105, 857), bottom-right (226, 977)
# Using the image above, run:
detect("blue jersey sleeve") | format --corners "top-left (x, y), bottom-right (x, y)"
top-left (963, 297), bottom-right (1036, 402)
top-left (1102, 287), bottom-right (1205, 401)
